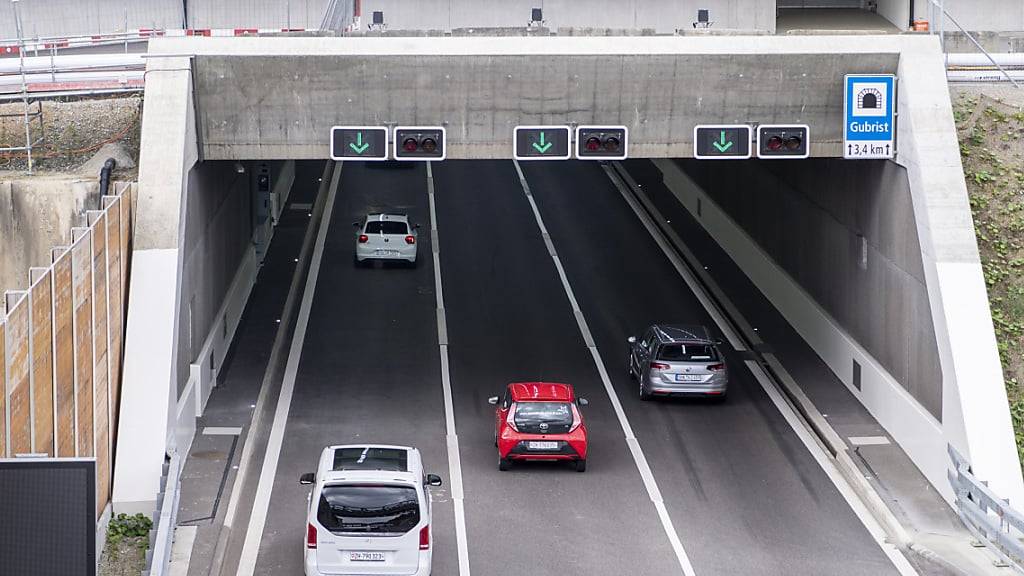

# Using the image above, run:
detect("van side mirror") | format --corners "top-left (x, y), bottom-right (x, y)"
top-left (578, 398), bottom-right (589, 406)
top-left (299, 472), bottom-right (315, 485)
top-left (426, 474), bottom-right (443, 487)
top-left (627, 336), bottom-right (636, 344)
top-left (414, 223), bottom-right (421, 229)
top-left (487, 396), bottom-right (499, 405)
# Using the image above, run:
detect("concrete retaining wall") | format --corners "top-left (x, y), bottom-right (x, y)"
top-left (0, 178), bottom-right (100, 292)
top-left (678, 158), bottom-right (943, 420)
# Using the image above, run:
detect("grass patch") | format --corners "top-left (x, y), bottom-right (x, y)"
top-left (955, 93), bottom-right (1024, 470)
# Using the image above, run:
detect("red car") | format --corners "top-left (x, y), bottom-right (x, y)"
top-left (488, 382), bottom-right (589, 472)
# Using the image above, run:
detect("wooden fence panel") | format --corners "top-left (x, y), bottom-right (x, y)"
top-left (71, 234), bottom-right (93, 458)
top-left (0, 318), bottom-right (5, 457)
top-left (52, 249), bottom-right (75, 457)
top-left (5, 295), bottom-right (30, 456)
top-left (30, 270), bottom-right (54, 455)
top-left (91, 213), bottom-right (110, 516)
top-left (105, 200), bottom-right (123, 420)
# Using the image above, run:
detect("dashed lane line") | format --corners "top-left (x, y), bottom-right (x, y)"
top-left (511, 159), bottom-right (697, 576)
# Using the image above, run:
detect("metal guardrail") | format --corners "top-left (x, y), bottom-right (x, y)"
top-left (948, 445), bottom-right (1024, 572)
top-left (146, 451), bottom-right (182, 576)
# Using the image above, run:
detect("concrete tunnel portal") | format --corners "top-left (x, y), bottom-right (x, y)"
top-left (113, 32), bottom-right (1024, 524)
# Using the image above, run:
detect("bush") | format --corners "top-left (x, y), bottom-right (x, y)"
top-left (106, 513), bottom-right (152, 549)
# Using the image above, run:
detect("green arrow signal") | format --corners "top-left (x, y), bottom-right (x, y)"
top-left (712, 130), bottom-right (734, 153)
top-left (532, 131), bottom-right (554, 154)
top-left (349, 132), bottom-right (370, 154)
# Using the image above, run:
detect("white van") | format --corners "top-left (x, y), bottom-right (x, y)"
top-left (300, 445), bottom-right (442, 576)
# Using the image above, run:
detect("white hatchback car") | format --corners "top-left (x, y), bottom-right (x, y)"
top-left (300, 445), bottom-right (442, 576)
top-left (354, 213), bottom-right (419, 266)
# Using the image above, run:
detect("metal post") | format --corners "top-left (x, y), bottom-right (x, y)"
top-left (931, 0), bottom-right (1020, 89)
top-left (12, 0), bottom-right (32, 174)
top-left (287, 0), bottom-right (291, 31)
top-left (124, 7), bottom-right (128, 54)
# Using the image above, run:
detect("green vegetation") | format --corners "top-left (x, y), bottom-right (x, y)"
top-left (955, 93), bottom-right (1024, 468)
top-left (100, 513), bottom-right (152, 576)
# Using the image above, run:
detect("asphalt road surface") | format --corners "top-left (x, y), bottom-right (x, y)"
top-left (241, 159), bottom-right (907, 576)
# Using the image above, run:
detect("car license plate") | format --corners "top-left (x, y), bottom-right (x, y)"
top-left (676, 374), bottom-right (702, 382)
top-left (528, 441), bottom-right (559, 450)
top-left (375, 249), bottom-right (398, 256)
top-left (350, 551), bottom-right (385, 562)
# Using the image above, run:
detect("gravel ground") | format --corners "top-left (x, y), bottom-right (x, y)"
top-left (99, 537), bottom-right (148, 576)
top-left (0, 95), bottom-right (141, 176)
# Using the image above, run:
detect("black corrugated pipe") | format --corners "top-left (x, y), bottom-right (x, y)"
top-left (99, 158), bottom-right (116, 196)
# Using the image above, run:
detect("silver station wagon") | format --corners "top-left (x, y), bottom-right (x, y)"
top-left (627, 324), bottom-right (729, 401)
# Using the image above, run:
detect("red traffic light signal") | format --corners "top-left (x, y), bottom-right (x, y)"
top-left (394, 127), bottom-right (446, 160)
top-left (576, 126), bottom-right (628, 160)
top-left (756, 125), bottom-right (809, 159)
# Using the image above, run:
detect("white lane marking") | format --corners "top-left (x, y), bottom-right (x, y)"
top-left (849, 436), bottom-right (892, 446)
top-left (427, 162), bottom-right (471, 576)
top-left (745, 362), bottom-right (918, 576)
top-left (511, 160), bottom-right (696, 576)
top-left (202, 427), bottom-right (243, 436)
top-left (600, 165), bottom-right (746, 352)
top-left (235, 162), bottom-right (342, 576)
top-left (605, 164), bottom-right (917, 576)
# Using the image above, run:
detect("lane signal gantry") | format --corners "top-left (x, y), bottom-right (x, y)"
top-left (514, 126), bottom-right (572, 160)
top-left (693, 125), bottom-right (752, 160)
top-left (756, 125), bottom-right (810, 159)
top-left (575, 126), bottom-right (628, 160)
top-left (394, 126), bottom-right (446, 161)
top-left (330, 126), bottom-right (389, 161)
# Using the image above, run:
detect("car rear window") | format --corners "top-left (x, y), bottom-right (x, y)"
top-left (318, 484), bottom-right (420, 535)
top-left (514, 402), bottom-right (573, 427)
top-left (657, 344), bottom-right (719, 362)
top-left (365, 221), bottom-right (408, 235)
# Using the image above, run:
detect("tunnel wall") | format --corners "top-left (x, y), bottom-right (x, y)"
top-left (176, 161), bottom-right (254, 398)
top-left (679, 159), bottom-right (942, 420)
top-left (357, 0), bottom-right (775, 34)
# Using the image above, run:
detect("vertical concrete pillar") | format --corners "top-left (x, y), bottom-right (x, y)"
top-left (897, 37), bottom-right (1024, 504)
top-left (112, 56), bottom-right (198, 513)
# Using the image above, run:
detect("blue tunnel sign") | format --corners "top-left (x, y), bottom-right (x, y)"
top-left (844, 74), bottom-right (896, 159)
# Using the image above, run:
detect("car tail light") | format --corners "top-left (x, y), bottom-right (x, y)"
top-left (405, 235), bottom-right (416, 245)
top-left (505, 403), bottom-right (519, 432)
top-left (650, 362), bottom-right (670, 371)
top-left (306, 523), bottom-right (317, 549)
top-left (569, 404), bottom-right (582, 433)
top-left (419, 525), bottom-right (430, 550)
top-left (358, 234), bottom-right (369, 243)
top-left (707, 363), bottom-right (725, 371)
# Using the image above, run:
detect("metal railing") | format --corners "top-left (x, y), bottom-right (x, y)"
top-left (929, 0), bottom-right (1021, 88)
top-left (948, 445), bottom-right (1024, 572)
